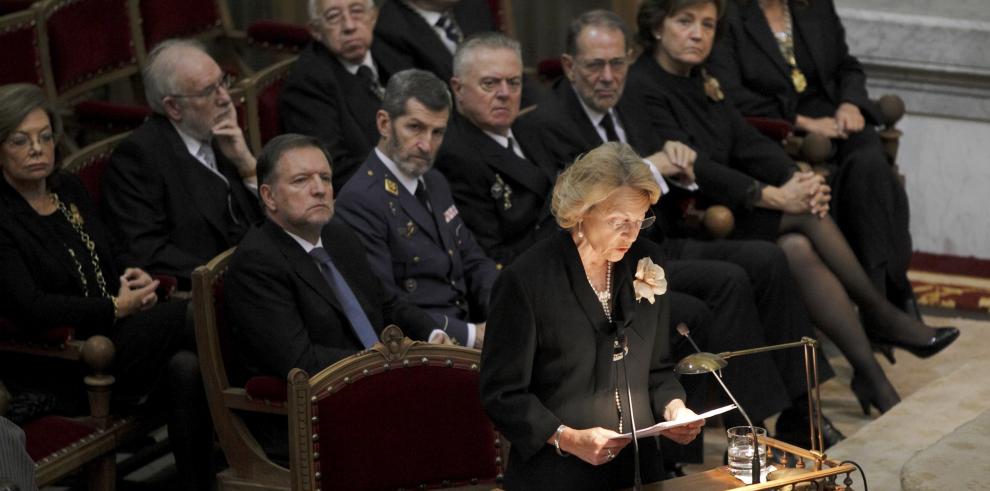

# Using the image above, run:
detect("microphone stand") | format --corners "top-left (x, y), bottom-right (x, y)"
top-left (615, 334), bottom-right (642, 490)
top-left (676, 324), bottom-right (762, 483)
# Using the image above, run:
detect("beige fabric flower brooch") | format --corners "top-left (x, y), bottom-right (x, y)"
top-left (634, 257), bottom-right (667, 304)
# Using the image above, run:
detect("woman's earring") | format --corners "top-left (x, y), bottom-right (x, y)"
top-left (577, 223), bottom-right (584, 239)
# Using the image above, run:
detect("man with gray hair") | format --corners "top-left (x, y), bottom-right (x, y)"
top-left (337, 69), bottom-right (496, 349)
top-left (104, 38), bottom-right (261, 288)
top-left (434, 33), bottom-right (561, 267)
top-left (280, 0), bottom-right (412, 190)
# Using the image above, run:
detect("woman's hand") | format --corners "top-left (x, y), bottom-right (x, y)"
top-left (553, 426), bottom-right (631, 466)
top-left (796, 115), bottom-right (846, 139)
top-left (759, 171), bottom-right (819, 214)
top-left (835, 102), bottom-right (865, 135)
top-left (660, 401), bottom-right (705, 445)
top-left (114, 268), bottom-right (160, 319)
top-left (808, 176), bottom-right (832, 218)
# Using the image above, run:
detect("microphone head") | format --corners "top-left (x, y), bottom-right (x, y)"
top-left (676, 323), bottom-right (690, 337)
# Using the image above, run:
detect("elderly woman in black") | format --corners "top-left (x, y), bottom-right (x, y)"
top-left (0, 83), bottom-right (212, 490)
top-left (707, 0), bottom-right (916, 318)
top-left (623, 0), bottom-right (957, 417)
top-left (480, 142), bottom-right (703, 490)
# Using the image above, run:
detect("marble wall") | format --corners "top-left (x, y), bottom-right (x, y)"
top-left (836, 0), bottom-right (990, 259)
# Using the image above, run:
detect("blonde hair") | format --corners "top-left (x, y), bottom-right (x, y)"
top-left (552, 142), bottom-right (660, 230)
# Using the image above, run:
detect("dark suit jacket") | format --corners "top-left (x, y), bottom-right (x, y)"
top-left (336, 151), bottom-right (497, 345)
top-left (225, 218), bottom-right (438, 379)
top-left (104, 114), bottom-right (262, 286)
top-left (480, 231), bottom-right (683, 487)
top-left (707, 0), bottom-right (880, 124)
top-left (435, 114), bottom-right (560, 267)
top-left (0, 173), bottom-right (119, 336)
top-left (374, 0), bottom-right (494, 83)
top-left (279, 40), bottom-right (412, 190)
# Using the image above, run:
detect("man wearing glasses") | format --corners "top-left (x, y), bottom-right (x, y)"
top-left (280, 0), bottom-right (412, 190)
top-left (434, 33), bottom-right (562, 268)
top-left (530, 11), bottom-right (845, 467)
top-left (104, 38), bottom-right (262, 289)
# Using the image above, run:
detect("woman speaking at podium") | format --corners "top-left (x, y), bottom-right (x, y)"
top-left (480, 142), bottom-right (704, 489)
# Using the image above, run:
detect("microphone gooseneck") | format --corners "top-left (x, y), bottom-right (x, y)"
top-left (616, 334), bottom-right (642, 490)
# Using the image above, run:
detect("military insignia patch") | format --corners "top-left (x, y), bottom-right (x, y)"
top-left (443, 204), bottom-right (459, 223)
top-left (385, 178), bottom-right (399, 196)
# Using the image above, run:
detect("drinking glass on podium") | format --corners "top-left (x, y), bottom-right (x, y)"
top-left (727, 426), bottom-right (767, 480)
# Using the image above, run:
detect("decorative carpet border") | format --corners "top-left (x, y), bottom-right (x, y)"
top-left (909, 270), bottom-right (990, 313)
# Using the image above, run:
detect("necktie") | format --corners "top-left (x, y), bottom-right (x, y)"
top-left (309, 247), bottom-right (379, 349)
top-left (600, 112), bottom-right (621, 143)
top-left (414, 179), bottom-right (433, 213)
top-left (435, 12), bottom-right (463, 45)
top-left (356, 65), bottom-right (384, 100)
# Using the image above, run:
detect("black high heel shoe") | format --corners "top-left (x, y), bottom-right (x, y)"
top-left (869, 326), bottom-right (960, 361)
top-left (850, 374), bottom-right (899, 416)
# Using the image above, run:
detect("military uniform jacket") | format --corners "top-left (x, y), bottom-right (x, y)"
top-left (336, 151), bottom-right (497, 346)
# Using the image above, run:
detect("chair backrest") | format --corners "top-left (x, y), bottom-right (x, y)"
top-left (62, 131), bottom-right (130, 209)
top-left (0, 4), bottom-right (46, 87)
top-left (242, 56), bottom-right (295, 154)
top-left (129, 0), bottom-right (237, 67)
top-left (191, 248), bottom-right (291, 490)
top-left (288, 326), bottom-right (503, 491)
top-left (36, 0), bottom-right (139, 103)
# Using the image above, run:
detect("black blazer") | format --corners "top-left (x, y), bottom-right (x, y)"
top-left (225, 218), bottom-right (438, 379)
top-left (480, 231), bottom-right (684, 487)
top-left (279, 40), bottom-right (412, 190)
top-left (103, 114), bottom-right (262, 286)
top-left (434, 114), bottom-right (560, 267)
top-left (374, 0), bottom-right (494, 83)
top-left (0, 173), bottom-right (118, 336)
top-left (707, 0), bottom-right (880, 124)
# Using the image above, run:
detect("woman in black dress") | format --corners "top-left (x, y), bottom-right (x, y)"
top-left (707, 0), bottom-right (915, 317)
top-left (624, 0), bottom-right (957, 415)
top-left (480, 142), bottom-right (703, 489)
top-left (0, 83), bottom-right (213, 490)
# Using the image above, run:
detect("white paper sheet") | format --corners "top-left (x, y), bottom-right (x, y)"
top-left (609, 404), bottom-right (737, 440)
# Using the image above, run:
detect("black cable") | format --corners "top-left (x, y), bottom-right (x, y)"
top-left (839, 460), bottom-right (868, 491)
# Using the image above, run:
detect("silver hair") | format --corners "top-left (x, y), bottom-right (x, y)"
top-left (452, 32), bottom-right (522, 78)
top-left (142, 38), bottom-right (210, 114)
top-left (307, 0), bottom-right (376, 21)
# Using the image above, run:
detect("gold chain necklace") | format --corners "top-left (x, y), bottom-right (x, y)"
top-left (51, 192), bottom-right (111, 299)
top-left (764, 0), bottom-right (807, 93)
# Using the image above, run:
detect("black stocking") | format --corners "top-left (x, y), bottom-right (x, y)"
top-left (165, 349), bottom-right (215, 491)
top-left (779, 214), bottom-right (936, 345)
top-left (775, 230), bottom-right (899, 413)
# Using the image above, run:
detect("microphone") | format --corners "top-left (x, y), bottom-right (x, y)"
top-left (676, 323), bottom-right (762, 483)
top-left (614, 333), bottom-right (642, 490)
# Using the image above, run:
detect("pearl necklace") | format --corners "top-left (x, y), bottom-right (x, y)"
top-left (587, 262), bottom-right (613, 321)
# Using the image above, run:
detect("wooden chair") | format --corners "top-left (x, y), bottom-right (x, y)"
top-left (288, 325), bottom-right (504, 491)
top-left (62, 131), bottom-right (130, 209)
top-left (241, 56), bottom-right (296, 154)
top-left (191, 248), bottom-right (291, 491)
top-left (0, 3), bottom-right (46, 87)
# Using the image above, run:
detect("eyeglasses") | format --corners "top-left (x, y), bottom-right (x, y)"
top-left (577, 57), bottom-right (628, 74)
top-left (4, 131), bottom-right (55, 151)
top-left (605, 213), bottom-right (656, 233)
top-left (319, 3), bottom-right (369, 26)
top-left (169, 73), bottom-right (233, 99)
top-left (478, 76), bottom-right (522, 93)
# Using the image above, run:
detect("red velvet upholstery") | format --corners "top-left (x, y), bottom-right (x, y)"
top-left (745, 116), bottom-right (794, 142)
top-left (486, 0), bottom-right (503, 32)
top-left (315, 366), bottom-right (498, 489)
top-left (0, 11), bottom-right (44, 86)
top-left (0, 318), bottom-right (76, 345)
top-left (74, 154), bottom-right (110, 207)
top-left (0, 0), bottom-right (35, 16)
top-left (44, 0), bottom-right (135, 93)
top-left (73, 100), bottom-right (151, 129)
top-left (137, 0), bottom-right (221, 50)
top-left (245, 20), bottom-right (309, 50)
top-left (257, 78), bottom-right (284, 147)
top-left (244, 376), bottom-right (287, 403)
top-left (537, 58), bottom-right (563, 83)
top-left (23, 415), bottom-right (100, 461)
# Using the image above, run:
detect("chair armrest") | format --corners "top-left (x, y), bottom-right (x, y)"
top-left (745, 116), bottom-right (794, 142)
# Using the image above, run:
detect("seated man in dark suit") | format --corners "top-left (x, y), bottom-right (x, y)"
top-left (280, 0), bottom-right (412, 190)
top-left (104, 38), bottom-right (262, 288)
top-left (530, 10), bottom-right (843, 448)
top-left (435, 33), bottom-right (561, 267)
top-left (337, 69), bottom-right (497, 350)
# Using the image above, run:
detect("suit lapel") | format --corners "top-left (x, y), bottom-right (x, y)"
top-left (559, 81), bottom-right (606, 148)
top-left (268, 221), bottom-right (343, 313)
top-left (461, 118), bottom-right (552, 197)
top-left (400, 1), bottom-right (453, 77)
top-left (558, 232), bottom-right (613, 334)
top-left (791, 1), bottom-right (828, 90)
top-left (369, 156), bottom-right (442, 245)
top-left (423, 170), bottom-right (457, 267)
top-left (328, 58), bottom-right (381, 144)
top-left (741, 0), bottom-right (789, 79)
top-left (157, 119), bottom-right (231, 236)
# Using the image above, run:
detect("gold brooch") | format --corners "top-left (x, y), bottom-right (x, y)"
top-left (703, 70), bottom-right (724, 102)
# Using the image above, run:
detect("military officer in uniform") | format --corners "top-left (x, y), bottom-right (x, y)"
top-left (337, 69), bottom-right (497, 349)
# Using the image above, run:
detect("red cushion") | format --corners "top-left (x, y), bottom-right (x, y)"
top-left (244, 376), bottom-right (287, 402)
top-left (0, 13), bottom-right (44, 86)
top-left (0, 0), bottom-right (35, 16)
top-left (45, 0), bottom-right (135, 93)
top-left (74, 100), bottom-right (151, 129)
top-left (246, 20), bottom-right (310, 50)
top-left (537, 58), bottom-right (563, 81)
top-left (0, 318), bottom-right (76, 345)
top-left (22, 415), bottom-right (100, 461)
top-left (315, 366), bottom-right (498, 489)
top-left (258, 79), bottom-right (285, 146)
top-left (74, 155), bottom-right (110, 208)
top-left (745, 116), bottom-right (794, 142)
top-left (138, 0), bottom-right (220, 50)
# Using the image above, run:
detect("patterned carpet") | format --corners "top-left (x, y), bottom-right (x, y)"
top-left (910, 270), bottom-right (990, 314)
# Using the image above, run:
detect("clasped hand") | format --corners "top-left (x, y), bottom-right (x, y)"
top-left (114, 267), bottom-right (159, 319)
top-left (780, 171), bottom-right (830, 218)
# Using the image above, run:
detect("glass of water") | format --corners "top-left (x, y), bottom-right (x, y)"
top-left (726, 426), bottom-right (767, 480)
